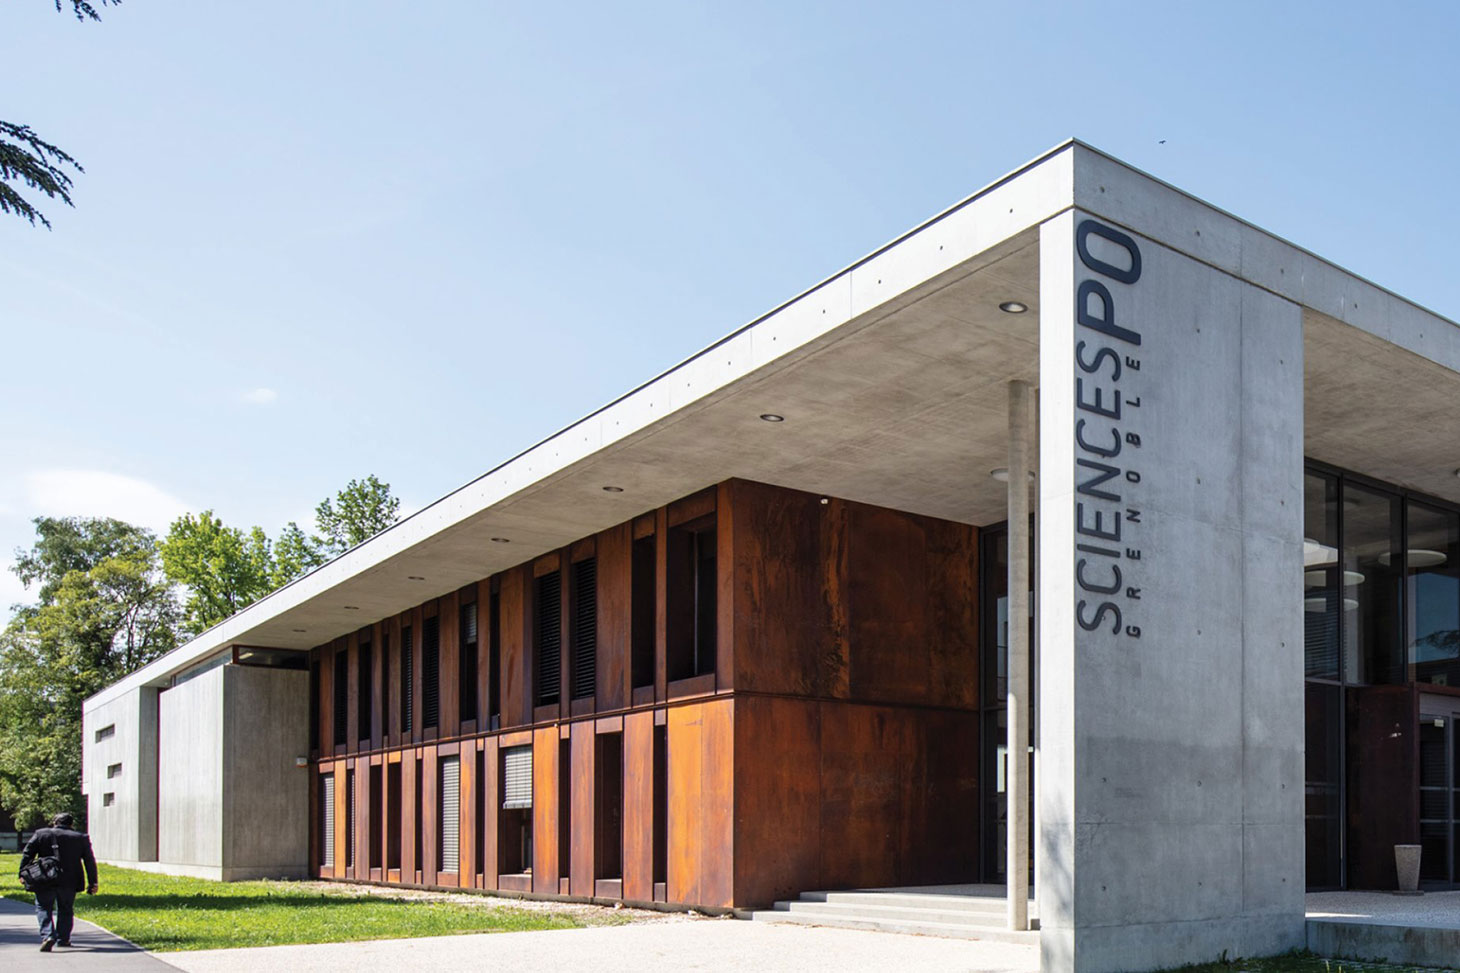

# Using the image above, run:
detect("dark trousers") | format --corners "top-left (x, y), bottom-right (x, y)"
top-left (34, 886), bottom-right (76, 943)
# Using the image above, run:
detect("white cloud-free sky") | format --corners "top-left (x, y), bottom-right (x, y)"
top-left (4, 1), bottom-right (1460, 615)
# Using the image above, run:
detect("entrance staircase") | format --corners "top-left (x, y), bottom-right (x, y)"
top-left (750, 884), bottom-right (1039, 944)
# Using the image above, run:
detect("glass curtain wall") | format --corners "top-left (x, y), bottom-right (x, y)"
top-left (1303, 462), bottom-right (1460, 889)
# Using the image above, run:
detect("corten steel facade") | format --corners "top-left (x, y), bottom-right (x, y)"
top-left (81, 142), bottom-right (1460, 972)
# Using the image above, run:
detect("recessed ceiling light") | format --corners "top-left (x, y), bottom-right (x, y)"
top-left (343, 605), bottom-right (360, 610)
top-left (491, 537), bottom-right (510, 543)
top-left (990, 468), bottom-right (1036, 483)
top-left (999, 301), bottom-right (1029, 314)
top-left (292, 628), bottom-right (307, 633)
top-left (602, 486), bottom-right (624, 493)
top-left (407, 575), bottom-right (426, 581)
top-left (819, 497), bottom-right (830, 505)
top-left (759, 413), bottom-right (785, 422)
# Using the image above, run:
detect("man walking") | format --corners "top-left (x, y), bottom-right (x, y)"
top-left (19, 812), bottom-right (99, 951)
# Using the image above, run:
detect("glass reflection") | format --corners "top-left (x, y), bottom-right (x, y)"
top-left (1342, 485), bottom-right (1403, 685)
top-left (1408, 503), bottom-right (1460, 686)
top-left (1304, 472), bottom-right (1340, 679)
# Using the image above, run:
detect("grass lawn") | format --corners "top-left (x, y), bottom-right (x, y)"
top-left (0, 852), bottom-right (630, 951)
top-left (1160, 951), bottom-right (1457, 973)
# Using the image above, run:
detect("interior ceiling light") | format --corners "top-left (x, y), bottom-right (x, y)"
top-left (990, 468), bottom-right (1036, 483)
top-left (602, 486), bottom-right (624, 493)
top-left (759, 413), bottom-right (785, 422)
top-left (999, 301), bottom-right (1029, 314)
top-left (407, 575), bottom-right (426, 581)
top-left (491, 537), bottom-right (510, 543)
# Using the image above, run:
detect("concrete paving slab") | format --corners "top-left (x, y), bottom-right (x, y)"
top-left (161, 917), bottom-right (1039, 973)
top-left (0, 896), bottom-right (177, 971)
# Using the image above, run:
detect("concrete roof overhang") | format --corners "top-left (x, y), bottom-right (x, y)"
top-left (86, 141), bottom-right (1460, 710)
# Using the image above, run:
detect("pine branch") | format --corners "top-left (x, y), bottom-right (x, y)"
top-left (58, 0), bottom-right (120, 22)
top-left (0, 122), bottom-right (84, 228)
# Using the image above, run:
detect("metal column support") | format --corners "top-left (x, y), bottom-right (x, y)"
top-left (1006, 379), bottom-right (1032, 931)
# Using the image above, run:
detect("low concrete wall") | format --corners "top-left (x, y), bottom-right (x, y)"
top-left (1309, 919), bottom-right (1460, 968)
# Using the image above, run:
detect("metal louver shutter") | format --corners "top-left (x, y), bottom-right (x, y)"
top-left (440, 756), bottom-right (460, 872)
top-left (346, 770), bottom-right (356, 867)
top-left (535, 572), bottom-right (561, 704)
top-left (572, 558), bottom-right (597, 700)
top-left (401, 626), bottom-right (414, 733)
top-left (502, 745), bottom-right (532, 809)
top-left (422, 616), bottom-right (440, 728)
top-left (321, 774), bottom-right (335, 867)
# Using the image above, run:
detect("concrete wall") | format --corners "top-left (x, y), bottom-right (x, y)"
top-left (83, 687), bottom-right (158, 862)
top-left (1037, 207), bottom-right (1306, 971)
top-left (223, 665), bottom-right (310, 879)
top-left (159, 667), bottom-right (225, 870)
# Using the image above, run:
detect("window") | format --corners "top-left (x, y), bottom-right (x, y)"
top-left (653, 725), bottom-right (667, 885)
top-left (321, 773), bottom-right (336, 869)
top-left (94, 724), bottom-right (115, 743)
top-left (1408, 502), bottom-right (1460, 687)
top-left (631, 535), bottom-right (656, 688)
top-left (369, 763), bottom-right (383, 870)
top-left (107, 763), bottom-right (122, 779)
top-left (460, 601), bottom-right (479, 724)
top-left (386, 762), bottom-right (402, 870)
top-left (378, 632), bottom-right (390, 740)
top-left (1304, 472), bottom-right (1340, 680)
top-left (423, 616), bottom-right (440, 729)
top-left (333, 651), bottom-right (348, 746)
top-left (357, 639), bottom-right (373, 742)
top-left (401, 624), bottom-right (414, 734)
top-left (595, 733), bottom-right (623, 881)
top-left (413, 757), bottom-right (423, 870)
top-left (1342, 484), bottom-right (1404, 685)
top-left (499, 745), bottom-right (532, 875)
top-left (571, 557), bottom-right (597, 700)
top-left (475, 748), bottom-right (487, 877)
top-left (535, 571), bottom-right (562, 706)
top-left (440, 756), bottom-right (460, 873)
top-left (102, 792), bottom-right (115, 807)
top-left (488, 588), bottom-right (501, 728)
top-left (309, 661), bottom-right (320, 751)
top-left (558, 739), bottom-right (571, 873)
top-left (667, 515), bottom-right (716, 681)
top-left (346, 770), bottom-right (357, 868)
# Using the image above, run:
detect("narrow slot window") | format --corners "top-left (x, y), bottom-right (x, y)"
top-left (379, 632), bottom-right (390, 740)
top-left (357, 639), bottom-right (373, 742)
top-left (440, 756), bottom-right (460, 873)
top-left (107, 763), bottom-right (122, 779)
top-left (653, 725), bottom-right (667, 884)
top-left (631, 535), bottom-right (656, 688)
top-left (488, 589), bottom-right (501, 728)
top-left (309, 662), bottom-right (320, 750)
top-left (413, 757), bottom-right (423, 871)
top-left (333, 651), bottom-right (348, 746)
top-left (422, 615), bottom-right (440, 728)
top-left (667, 515), bottom-right (717, 681)
top-left (571, 557), bottom-right (597, 700)
top-left (386, 762), bottom-right (402, 870)
top-left (400, 625), bottom-right (414, 734)
top-left (460, 601), bottom-right (479, 724)
top-left (346, 769), bottom-right (356, 868)
top-left (535, 571), bottom-right (562, 706)
top-left (595, 732), bottom-right (623, 880)
top-left (321, 773), bottom-right (335, 869)
top-left (369, 763), bottom-right (383, 870)
top-left (558, 739), bottom-right (571, 876)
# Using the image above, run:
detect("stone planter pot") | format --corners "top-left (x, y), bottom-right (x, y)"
top-left (1395, 843), bottom-right (1423, 894)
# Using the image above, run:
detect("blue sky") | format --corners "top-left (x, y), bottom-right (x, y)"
top-left (3, 1), bottom-right (1459, 611)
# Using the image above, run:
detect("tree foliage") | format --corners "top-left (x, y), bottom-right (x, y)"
top-left (1, 0), bottom-right (121, 227)
top-left (158, 513), bottom-right (274, 635)
top-left (0, 515), bottom-right (175, 827)
top-left (314, 475), bottom-right (402, 555)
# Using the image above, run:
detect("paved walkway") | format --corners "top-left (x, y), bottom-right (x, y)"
top-left (0, 895), bottom-right (174, 971)
top-left (162, 919), bottom-right (1039, 973)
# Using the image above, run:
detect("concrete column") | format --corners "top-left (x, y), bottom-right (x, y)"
top-left (1006, 379), bottom-right (1032, 931)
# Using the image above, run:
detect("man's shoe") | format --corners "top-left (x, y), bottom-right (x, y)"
top-left (40, 937), bottom-right (55, 952)
top-left (57, 940), bottom-right (71, 947)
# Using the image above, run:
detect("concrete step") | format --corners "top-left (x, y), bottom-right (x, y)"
top-left (774, 898), bottom-right (1040, 930)
top-left (799, 890), bottom-right (1033, 916)
top-left (749, 908), bottom-right (1040, 945)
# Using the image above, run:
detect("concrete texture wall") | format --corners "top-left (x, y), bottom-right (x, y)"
top-left (223, 665), bottom-right (310, 879)
top-left (159, 667), bottom-right (225, 869)
top-left (83, 687), bottom-right (158, 862)
top-left (1037, 207), bottom-right (1305, 971)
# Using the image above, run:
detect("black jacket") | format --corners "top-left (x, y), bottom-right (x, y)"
top-left (21, 827), bottom-right (98, 892)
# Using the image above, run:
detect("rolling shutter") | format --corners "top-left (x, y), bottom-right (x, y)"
top-left (321, 774), bottom-right (336, 867)
top-left (535, 572), bottom-right (561, 704)
top-left (401, 626), bottom-right (414, 733)
top-left (502, 745), bottom-right (532, 809)
top-left (440, 756), bottom-right (460, 872)
top-left (571, 558), bottom-right (597, 700)
top-left (422, 616), bottom-right (440, 728)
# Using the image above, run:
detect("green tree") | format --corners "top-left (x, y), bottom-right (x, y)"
top-left (270, 521), bottom-right (327, 589)
top-left (0, 515), bottom-right (175, 827)
top-left (314, 475), bottom-right (402, 555)
top-left (158, 512), bottom-right (274, 635)
top-left (1, 1), bottom-right (120, 227)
